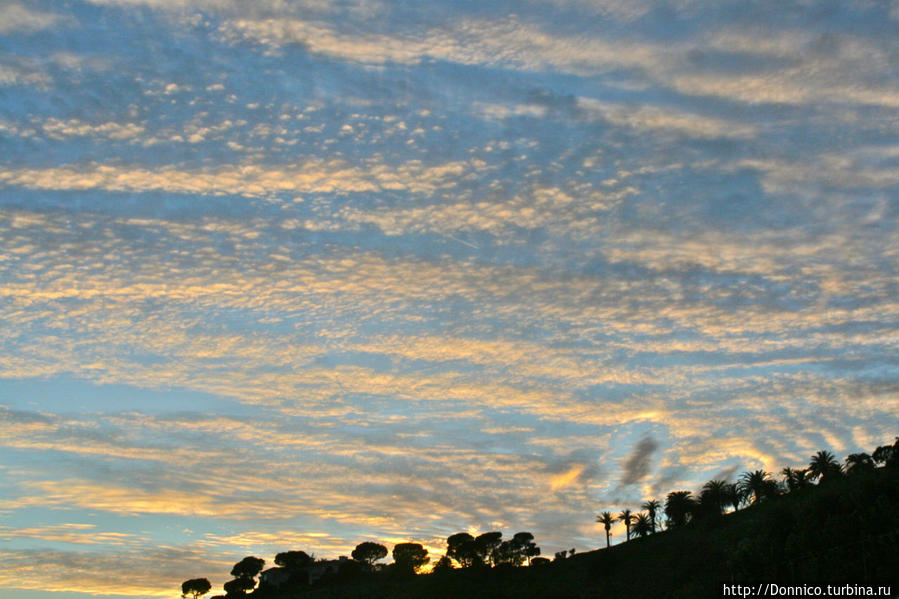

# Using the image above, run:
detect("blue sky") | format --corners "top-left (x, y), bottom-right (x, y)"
top-left (2, 0), bottom-right (898, 596)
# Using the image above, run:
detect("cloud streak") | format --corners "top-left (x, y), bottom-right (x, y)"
top-left (620, 436), bottom-right (658, 486)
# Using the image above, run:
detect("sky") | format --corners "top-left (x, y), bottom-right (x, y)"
top-left (1, 0), bottom-right (899, 597)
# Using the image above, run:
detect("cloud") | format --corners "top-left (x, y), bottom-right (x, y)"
top-left (3, 205), bottom-right (898, 438)
top-left (0, 546), bottom-right (231, 598)
top-left (0, 159), bottom-right (476, 197)
top-left (737, 154), bottom-right (899, 193)
top-left (0, 523), bottom-right (150, 547)
top-left (474, 102), bottom-right (548, 121)
top-left (337, 184), bottom-right (629, 238)
top-left (0, 57), bottom-right (50, 86)
top-left (37, 118), bottom-right (146, 140)
top-left (577, 97), bottom-right (756, 140)
top-left (3, 2), bottom-right (899, 595)
top-left (550, 464), bottom-right (586, 491)
top-left (217, 12), bottom-right (899, 110)
top-left (219, 16), bottom-right (663, 76)
top-left (0, 3), bottom-right (66, 35)
top-left (7, 479), bottom-right (228, 517)
top-left (620, 436), bottom-right (659, 486)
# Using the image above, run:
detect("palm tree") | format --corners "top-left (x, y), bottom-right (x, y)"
top-left (618, 509), bottom-right (635, 541)
top-left (739, 470), bottom-right (777, 503)
top-left (664, 490), bottom-right (696, 527)
top-left (596, 511), bottom-right (614, 549)
top-left (701, 479), bottom-right (729, 514)
top-left (809, 450), bottom-right (842, 484)
top-left (723, 482), bottom-right (744, 512)
top-left (781, 467), bottom-right (810, 491)
top-left (641, 499), bottom-right (661, 533)
top-left (632, 513), bottom-right (652, 538)
top-left (781, 467), bottom-right (798, 491)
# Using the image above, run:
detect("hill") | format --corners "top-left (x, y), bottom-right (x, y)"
top-left (287, 466), bottom-right (899, 598)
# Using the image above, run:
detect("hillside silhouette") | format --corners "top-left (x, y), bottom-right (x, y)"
top-left (183, 438), bottom-right (899, 598)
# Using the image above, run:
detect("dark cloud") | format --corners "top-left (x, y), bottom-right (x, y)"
top-left (620, 436), bottom-right (658, 486)
top-left (526, 88), bottom-right (582, 120)
top-left (0, 406), bottom-right (55, 426)
top-left (652, 465), bottom-right (688, 497)
top-left (711, 465), bottom-right (739, 483)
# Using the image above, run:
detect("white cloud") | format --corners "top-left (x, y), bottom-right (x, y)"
top-left (578, 97), bottom-right (756, 139)
top-left (219, 16), bottom-right (663, 76)
top-left (0, 3), bottom-right (65, 34)
top-left (0, 159), bottom-right (477, 197)
top-left (39, 118), bottom-right (146, 140)
top-left (0, 60), bottom-right (49, 87)
top-left (217, 13), bottom-right (899, 109)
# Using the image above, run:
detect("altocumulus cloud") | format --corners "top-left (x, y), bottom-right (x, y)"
top-left (1, 0), bottom-right (898, 597)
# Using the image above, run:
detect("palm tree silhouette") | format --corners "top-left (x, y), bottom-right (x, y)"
top-left (739, 470), bottom-right (777, 503)
top-left (701, 479), bottom-right (729, 514)
top-left (618, 509), bottom-right (635, 541)
top-left (641, 499), bottom-right (661, 533)
top-left (665, 491), bottom-right (696, 527)
top-left (780, 467), bottom-right (811, 491)
top-left (809, 450), bottom-right (842, 484)
top-left (632, 513), bottom-right (652, 538)
top-left (596, 511), bottom-right (614, 549)
top-left (723, 482), bottom-right (744, 512)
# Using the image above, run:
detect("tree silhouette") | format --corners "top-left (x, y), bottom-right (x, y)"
top-left (809, 450), bottom-right (842, 484)
top-left (618, 509), bottom-right (635, 541)
top-left (392, 542), bottom-right (429, 575)
top-left (872, 445), bottom-right (894, 467)
top-left (632, 512), bottom-right (652, 538)
top-left (872, 438), bottom-right (898, 468)
top-left (432, 555), bottom-right (454, 573)
top-left (474, 531), bottom-right (503, 567)
top-left (446, 532), bottom-right (479, 568)
top-left (795, 468), bottom-right (811, 488)
top-left (274, 550), bottom-right (312, 570)
top-left (723, 482), bottom-right (744, 512)
top-left (553, 548), bottom-right (575, 561)
top-left (781, 467), bottom-right (810, 491)
top-left (230, 556), bottom-right (265, 579)
top-left (700, 479), bottom-right (729, 514)
top-left (512, 532), bottom-right (540, 565)
top-left (189, 436), bottom-right (899, 598)
top-left (267, 550), bottom-right (312, 588)
top-left (596, 511), bottom-right (614, 548)
top-left (739, 470), bottom-right (777, 503)
top-left (222, 556), bottom-right (264, 597)
top-left (844, 453), bottom-right (875, 476)
top-left (351, 542), bottom-right (388, 572)
top-left (493, 539), bottom-right (522, 566)
top-left (181, 578), bottom-right (211, 599)
top-left (641, 499), bottom-right (660, 533)
top-left (222, 577), bottom-right (255, 597)
top-left (665, 490), bottom-right (696, 527)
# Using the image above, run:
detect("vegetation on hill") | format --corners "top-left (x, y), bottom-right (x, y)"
top-left (182, 438), bottom-right (899, 598)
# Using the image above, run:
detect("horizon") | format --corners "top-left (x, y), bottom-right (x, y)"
top-left (2, 0), bottom-right (899, 597)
